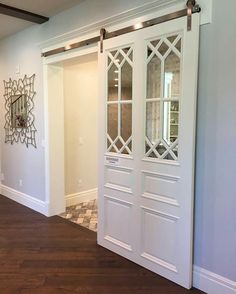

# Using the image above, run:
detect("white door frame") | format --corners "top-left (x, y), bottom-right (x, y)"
top-left (43, 45), bottom-right (98, 216)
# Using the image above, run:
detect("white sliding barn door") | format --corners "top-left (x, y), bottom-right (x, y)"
top-left (98, 14), bottom-right (199, 289)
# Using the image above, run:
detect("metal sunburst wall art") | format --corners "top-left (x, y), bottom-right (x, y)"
top-left (4, 74), bottom-right (37, 148)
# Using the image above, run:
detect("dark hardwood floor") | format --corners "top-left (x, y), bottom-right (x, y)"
top-left (0, 196), bottom-right (204, 294)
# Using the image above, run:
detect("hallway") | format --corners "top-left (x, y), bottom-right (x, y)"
top-left (60, 199), bottom-right (97, 232)
top-left (0, 196), bottom-right (204, 294)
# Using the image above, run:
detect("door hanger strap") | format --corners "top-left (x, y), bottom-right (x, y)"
top-left (186, 0), bottom-right (195, 31)
top-left (186, 0), bottom-right (201, 31)
top-left (100, 28), bottom-right (106, 53)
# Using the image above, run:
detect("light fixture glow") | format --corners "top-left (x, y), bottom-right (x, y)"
top-left (134, 22), bottom-right (144, 30)
top-left (65, 44), bottom-right (72, 50)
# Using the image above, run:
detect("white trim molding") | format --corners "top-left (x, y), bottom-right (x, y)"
top-left (40, 0), bottom-right (212, 53)
top-left (65, 188), bottom-right (97, 207)
top-left (39, 0), bottom-right (181, 49)
top-left (1, 184), bottom-right (49, 216)
top-left (193, 266), bottom-right (236, 294)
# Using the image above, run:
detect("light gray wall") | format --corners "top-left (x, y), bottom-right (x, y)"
top-left (0, 36), bottom-right (45, 200)
top-left (0, 0), bottom-right (155, 201)
top-left (0, 0), bottom-right (235, 283)
top-left (194, 0), bottom-right (236, 281)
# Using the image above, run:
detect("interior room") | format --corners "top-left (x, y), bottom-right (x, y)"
top-left (60, 53), bottom-right (98, 232)
top-left (0, 1), bottom-right (235, 294)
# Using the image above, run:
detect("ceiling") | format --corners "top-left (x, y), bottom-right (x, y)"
top-left (0, 0), bottom-right (83, 39)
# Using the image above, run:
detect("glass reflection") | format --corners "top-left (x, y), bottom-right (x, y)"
top-left (108, 63), bottom-right (119, 101)
top-left (121, 104), bottom-right (132, 142)
top-left (147, 55), bottom-right (161, 99)
top-left (146, 101), bottom-right (160, 143)
top-left (121, 61), bottom-right (132, 100)
top-left (164, 52), bottom-right (180, 98)
top-left (107, 104), bottom-right (118, 140)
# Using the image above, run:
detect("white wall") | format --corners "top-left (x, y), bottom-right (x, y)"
top-left (64, 53), bottom-right (98, 196)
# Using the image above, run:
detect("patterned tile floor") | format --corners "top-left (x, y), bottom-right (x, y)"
top-left (60, 199), bottom-right (97, 232)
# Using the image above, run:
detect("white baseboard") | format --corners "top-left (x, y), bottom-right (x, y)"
top-left (65, 188), bottom-right (97, 207)
top-left (193, 266), bottom-right (236, 294)
top-left (1, 184), bottom-right (49, 216)
top-left (0, 185), bottom-right (97, 216)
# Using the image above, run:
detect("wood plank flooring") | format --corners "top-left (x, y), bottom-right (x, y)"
top-left (0, 196), bottom-right (204, 294)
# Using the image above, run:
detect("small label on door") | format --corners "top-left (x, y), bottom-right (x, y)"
top-left (106, 156), bottom-right (119, 165)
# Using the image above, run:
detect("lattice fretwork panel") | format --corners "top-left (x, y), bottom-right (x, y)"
top-left (106, 46), bottom-right (133, 155)
top-left (145, 34), bottom-right (182, 161)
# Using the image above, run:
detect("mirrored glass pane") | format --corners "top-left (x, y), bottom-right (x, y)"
top-left (164, 153), bottom-right (174, 160)
top-left (122, 47), bottom-right (131, 55)
top-left (122, 149), bottom-right (129, 155)
top-left (108, 56), bottom-right (112, 67)
top-left (11, 94), bottom-right (27, 128)
top-left (156, 143), bottom-right (167, 156)
top-left (145, 142), bottom-right (151, 154)
top-left (110, 146), bottom-right (117, 153)
top-left (116, 138), bottom-right (123, 150)
top-left (175, 39), bottom-right (181, 52)
top-left (107, 104), bottom-right (118, 141)
top-left (147, 47), bottom-right (152, 58)
top-left (116, 53), bottom-right (124, 65)
top-left (121, 61), bottom-right (132, 101)
top-left (122, 47), bottom-right (129, 52)
top-left (147, 55), bottom-right (161, 99)
top-left (167, 35), bottom-right (177, 43)
top-left (146, 101), bottom-right (160, 143)
top-left (129, 50), bottom-right (133, 62)
top-left (121, 47), bottom-right (133, 61)
top-left (110, 50), bottom-right (118, 57)
top-left (145, 36), bottom-right (181, 161)
top-left (158, 42), bottom-right (169, 56)
top-left (128, 141), bottom-right (132, 151)
top-left (164, 52), bottom-right (180, 98)
top-left (148, 151), bottom-right (157, 158)
top-left (164, 144), bottom-right (178, 161)
top-left (151, 39), bottom-right (160, 47)
top-left (108, 63), bottom-right (119, 101)
top-left (162, 101), bottom-right (179, 145)
top-left (121, 104), bottom-right (132, 143)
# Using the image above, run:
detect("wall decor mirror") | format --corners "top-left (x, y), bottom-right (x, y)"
top-left (3, 74), bottom-right (37, 148)
top-left (11, 94), bottom-right (27, 128)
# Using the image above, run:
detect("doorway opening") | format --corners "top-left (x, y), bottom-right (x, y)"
top-left (56, 52), bottom-right (98, 232)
